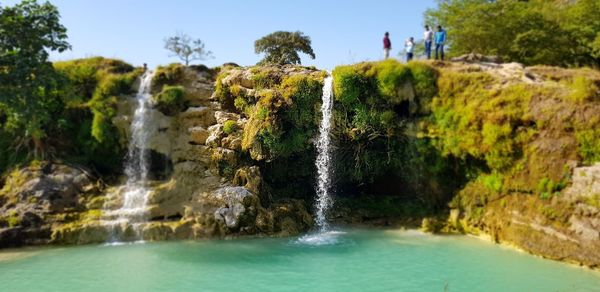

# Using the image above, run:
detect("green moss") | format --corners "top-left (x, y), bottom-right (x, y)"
top-left (330, 61), bottom-right (441, 183)
top-left (575, 128), bottom-right (600, 164)
top-left (152, 63), bottom-right (186, 92)
top-left (332, 63), bottom-right (378, 108)
top-left (223, 120), bottom-right (238, 135)
top-left (251, 67), bottom-right (281, 90)
top-left (373, 59), bottom-right (412, 101)
top-left (52, 57), bottom-right (141, 174)
top-left (537, 177), bottom-right (567, 199)
top-left (1, 210), bottom-right (21, 228)
top-left (211, 67), bottom-right (324, 161)
top-left (154, 85), bottom-right (185, 115)
top-left (214, 72), bottom-right (235, 111)
top-left (426, 71), bottom-right (537, 172)
top-left (569, 75), bottom-right (599, 103)
top-left (479, 172), bottom-right (504, 193)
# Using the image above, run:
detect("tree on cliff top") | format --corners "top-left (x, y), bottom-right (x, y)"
top-left (0, 0), bottom-right (70, 158)
top-left (255, 31), bottom-right (315, 65)
top-left (164, 32), bottom-right (213, 66)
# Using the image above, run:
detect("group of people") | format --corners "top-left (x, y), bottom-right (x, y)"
top-left (383, 25), bottom-right (446, 62)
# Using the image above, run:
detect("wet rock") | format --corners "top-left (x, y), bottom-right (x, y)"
top-left (142, 223), bottom-right (174, 241)
top-left (51, 223), bottom-right (110, 245)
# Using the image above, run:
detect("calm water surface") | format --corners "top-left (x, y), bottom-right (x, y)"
top-left (0, 229), bottom-right (599, 292)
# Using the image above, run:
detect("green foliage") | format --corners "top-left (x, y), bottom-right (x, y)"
top-left (223, 120), bottom-right (238, 135)
top-left (254, 31), bottom-right (316, 65)
top-left (51, 57), bottom-right (140, 173)
top-left (154, 85), bottom-right (185, 116)
top-left (152, 63), bottom-right (186, 93)
top-left (214, 72), bottom-right (235, 111)
top-left (332, 63), bottom-right (378, 108)
top-left (215, 67), bottom-right (323, 160)
top-left (375, 60), bottom-right (413, 100)
top-left (425, 0), bottom-right (600, 67)
top-left (575, 129), bottom-right (600, 164)
top-left (0, 0), bottom-right (70, 157)
top-left (479, 173), bottom-right (504, 193)
top-left (332, 60), bottom-right (439, 182)
top-left (426, 71), bottom-right (536, 171)
top-left (537, 177), bottom-right (567, 200)
top-left (6, 210), bottom-right (20, 228)
top-left (569, 76), bottom-right (599, 103)
top-left (250, 67), bottom-right (281, 90)
top-left (88, 72), bottom-right (138, 143)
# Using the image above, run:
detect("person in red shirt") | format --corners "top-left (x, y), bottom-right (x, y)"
top-left (383, 32), bottom-right (391, 59)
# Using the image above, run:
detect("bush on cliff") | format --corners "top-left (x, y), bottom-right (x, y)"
top-left (332, 60), bottom-right (438, 183)
top-left (153, 85), bottom-right (185, 116)
top-left (52, 57), bottom-right (141, 173)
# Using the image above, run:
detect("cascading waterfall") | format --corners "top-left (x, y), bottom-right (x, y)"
top-left (105, 71), bottom-right (154, 240)
top-left (314, 75), bottom-right (334, 231)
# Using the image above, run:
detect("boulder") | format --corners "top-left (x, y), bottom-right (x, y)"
top-left (210, 187), bottom-right (259, 230)
top-left (0, 163), bottom-right (100, 240)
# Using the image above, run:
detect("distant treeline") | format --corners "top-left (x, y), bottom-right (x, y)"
top-left (426, 0), bottom-right (600, 67)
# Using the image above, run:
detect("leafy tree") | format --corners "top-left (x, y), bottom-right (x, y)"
top-left (255, 31), bottom-right (315, 65)
top-left (164, 32), bottom-right (213, 66)
top-left (0, 0), bottom-right (70, 158)
top-left (425, 0), bottom-right (600, 67)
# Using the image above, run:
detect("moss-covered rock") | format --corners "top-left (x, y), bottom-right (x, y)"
top-left (153, 85), bottom-right (185, 116)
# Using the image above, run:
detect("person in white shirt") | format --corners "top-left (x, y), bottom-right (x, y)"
top-left (423, 25), bottom-right (433, 59)
top-left (405, 37), bottom-right (415, 62)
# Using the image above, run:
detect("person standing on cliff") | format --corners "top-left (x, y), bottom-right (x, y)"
top-left (435, 25), bottom-right (447, 61)
top-left (423, 25), bottom-right (433, 59)
top-left (383, 32), bottom-right (392, 59)
top-left (405, 37), bottom-right (415, 62)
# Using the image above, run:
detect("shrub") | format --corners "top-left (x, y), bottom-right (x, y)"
top-left (154, 85), bottom-right (185, 116)
top-left (575, 129), bottom-right (600, 164)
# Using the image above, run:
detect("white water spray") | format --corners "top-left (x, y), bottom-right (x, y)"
top-left (314, 76), bottom-right (334, 231)
top-left (104, 71), bottom-right (154, 239)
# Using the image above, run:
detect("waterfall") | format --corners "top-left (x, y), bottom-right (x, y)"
top-left (104, 71), bottom-right (154, 240)
top-left (314, 76), bottom-right (334, 231)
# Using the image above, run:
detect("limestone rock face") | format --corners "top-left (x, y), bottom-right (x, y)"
top-left (564, 163), bottom-right (600, 201)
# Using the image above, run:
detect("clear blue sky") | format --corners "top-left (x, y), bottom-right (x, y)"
top-left (6, 0), bottom-right (437, 70)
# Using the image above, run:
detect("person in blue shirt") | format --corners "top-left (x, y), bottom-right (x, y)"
top-left (434, 25), bottom-right (447, 61)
